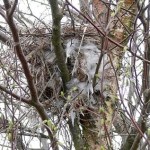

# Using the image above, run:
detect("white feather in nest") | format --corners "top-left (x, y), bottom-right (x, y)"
top-left (65, 39), bottom-right (79, 62)
top-left (65, 39), bottom-right (105, 95)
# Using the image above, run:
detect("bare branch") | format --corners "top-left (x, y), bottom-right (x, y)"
top-left (9, 0), bottom-right (18, 17)
top-left (3, 0), bottom-right (38, 103)
top-left (1, 2), bottom-right (59, 149)
top-left (0, 30), bottom-right (10, 43)
top-left (0, 84), bottom-right (30, 104)
top-left (0, 5), bottom-right (6, 19)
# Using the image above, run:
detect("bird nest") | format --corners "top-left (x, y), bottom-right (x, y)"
top-left (18, 24), bottom-right (104, 113)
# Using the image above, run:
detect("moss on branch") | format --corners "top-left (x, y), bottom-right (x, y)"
top-left (48, 0), bottom-right (70, 88)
